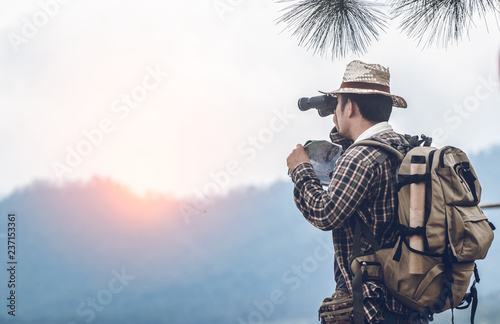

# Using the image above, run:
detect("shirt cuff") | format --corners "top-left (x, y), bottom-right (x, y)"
top-left (291, 162), bottom-right (316, 183)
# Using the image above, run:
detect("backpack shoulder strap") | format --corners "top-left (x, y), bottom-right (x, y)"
top-left (349, 139), bottom-right (405, 162)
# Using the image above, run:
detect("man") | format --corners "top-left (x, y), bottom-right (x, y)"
top-left (287, 60), bottom-right (421, 323)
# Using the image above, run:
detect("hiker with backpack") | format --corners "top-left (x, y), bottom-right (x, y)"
top-left (287, 60), bottom-right (494, 324)
top-left (287, 60), bottom-right (417, 323)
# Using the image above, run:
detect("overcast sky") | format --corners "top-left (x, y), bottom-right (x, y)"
top-left (0, 0), bottom-right (499, 199)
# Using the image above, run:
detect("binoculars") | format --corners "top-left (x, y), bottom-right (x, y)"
top-left (297, 95), bottom-right (337, 117)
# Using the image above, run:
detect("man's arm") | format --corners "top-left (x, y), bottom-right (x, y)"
top-left (291, 147), bottom-right (376, 231)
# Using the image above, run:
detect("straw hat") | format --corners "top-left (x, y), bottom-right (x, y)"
top-left (319, 60), bottom-right (407, 108)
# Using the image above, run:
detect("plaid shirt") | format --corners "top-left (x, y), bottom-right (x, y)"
top-left (291, 127), bottom-right (412, 323)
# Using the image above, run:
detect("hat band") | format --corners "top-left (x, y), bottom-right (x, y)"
top-left (340, 82), bottom-right (390, 93)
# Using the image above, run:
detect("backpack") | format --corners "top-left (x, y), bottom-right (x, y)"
top-left (348, 135), bottom-right (495, 324)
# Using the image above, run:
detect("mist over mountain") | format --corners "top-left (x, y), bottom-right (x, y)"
top-left (0, 146), bottom-right (499, 324)
top-left (0, 177), bottom-right (335, 324)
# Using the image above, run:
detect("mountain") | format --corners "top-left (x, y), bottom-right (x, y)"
top-left (0, 146), bottom-right (499, 323)
top-left (0, 177), bottom-right (335, 324)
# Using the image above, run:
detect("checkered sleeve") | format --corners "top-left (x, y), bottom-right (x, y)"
top-left (291, 148), bottom-right (376, 231)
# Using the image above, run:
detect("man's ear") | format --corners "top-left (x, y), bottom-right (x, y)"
top-left (346, 99), bottom-right (355, 118)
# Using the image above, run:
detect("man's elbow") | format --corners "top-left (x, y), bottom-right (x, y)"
top-left (308, 217), bottom-right (335, 231)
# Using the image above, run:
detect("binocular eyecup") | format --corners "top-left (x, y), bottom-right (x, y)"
top-left (297, 95), bottom-right (337, 117)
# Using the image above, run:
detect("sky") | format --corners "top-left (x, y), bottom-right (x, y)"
top-left (0, 0), bottom-right (499, 200)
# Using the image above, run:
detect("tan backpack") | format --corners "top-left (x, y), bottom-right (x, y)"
top-left (349, 135), bottom-right (495, 324)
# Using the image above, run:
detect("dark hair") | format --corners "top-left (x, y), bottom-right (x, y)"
top-left (339, 93), bottom-right (393, 122)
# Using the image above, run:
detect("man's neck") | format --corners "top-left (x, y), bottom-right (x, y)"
top-left (348, 119), bottom-right (377, 141)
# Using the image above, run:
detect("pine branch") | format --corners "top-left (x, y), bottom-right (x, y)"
top-left (391, 0), bottom-right (500, 48)
top-left (276, 0), bottom-right (388, 59)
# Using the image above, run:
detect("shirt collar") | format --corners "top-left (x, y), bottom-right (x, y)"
top-left (354, 121), bottom-right (393, 143)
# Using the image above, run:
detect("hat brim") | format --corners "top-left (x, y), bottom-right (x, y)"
top-left (319, 88), bottom-right (407, 108)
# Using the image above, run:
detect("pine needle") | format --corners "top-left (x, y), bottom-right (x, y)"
top-left (276, 0), bottom-right (388, 59)
top-left (391, 0), bottom-right (500, 48)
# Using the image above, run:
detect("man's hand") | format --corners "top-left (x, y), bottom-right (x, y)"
top-left (287, 144), bottom-right (310, 173)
